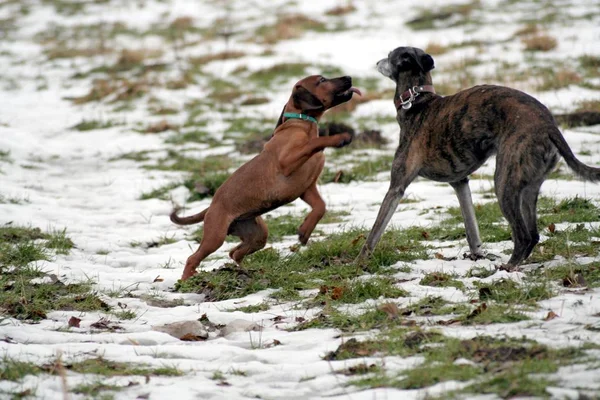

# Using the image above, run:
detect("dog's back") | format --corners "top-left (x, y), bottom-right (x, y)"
top-left (402, 85), bottom-right (560, 182)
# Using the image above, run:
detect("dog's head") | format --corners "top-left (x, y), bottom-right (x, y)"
top-left (276, 75), bottom-right (360, 128)
top-left (292, 75), bottom-right (360, 113)
top-left (376, 47), bottom-right (435, 83)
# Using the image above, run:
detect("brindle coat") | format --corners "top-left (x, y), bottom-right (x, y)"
top-left (360, 46), bottom-right (600, 269)
top-left (171, 75), bottom-right (359, 280)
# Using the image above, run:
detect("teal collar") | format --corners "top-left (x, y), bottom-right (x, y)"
top-left (282, 112), bottom-right (317, 125)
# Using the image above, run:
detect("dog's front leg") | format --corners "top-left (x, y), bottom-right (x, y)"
top-left (279, 133), bottom-right (352, 176)
top-left (359, 153), bottom-right (420, 259)
top-left (449, 178), bottom-right (484, 260)
top-left (297, 183), bottom-right (326, 245)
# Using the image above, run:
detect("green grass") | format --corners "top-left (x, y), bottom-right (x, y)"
top-left (355, 363), bottom-right (481, 390)
top-left (420, 272), bottom-right (465, 290)
top-left (321, 155), bottom-right (394, 184)
top-left (231, 302), bottom-right (271, 313)
top-left (71, 119), bottom-right (121, 131)
top-left (247, 63), bottom-right (310, 88)
top-left (64, 357), bottom-right (182, 377)
top-left (263, 210), bottom-right (349, 241)
top-left (401, 196), bottom-right (599, 249)
top-left (0, 225), bottom-right (107, 320)
top-left (475, 278), bottom-right (554, 307)
top-left (0, 149), bottom-right (11, 162)
top-left (176, 227), bottom-right (428, 301)
top-left (537, 196), bottom-right (600, 225)
top-left (313, 277), bottom-right (408, 305)
top-left (406, 0), bottom-right (481, 30)
top-left (72, 381), bottom-right (125, 396)
top-left (528, 224), bottom-right (600, 263)
top-left (533, 262), bottom-right (600, 288)
top-left (139, 153), bottom-right (234, 201)
top-left (342, 330), bottom-right (587, 398)
top-left (0, 358), bottom-right (43, 381)
top-left (458, 304), bottom-right (530, 325)
top-left (402, 296), bottom-right (471, 316)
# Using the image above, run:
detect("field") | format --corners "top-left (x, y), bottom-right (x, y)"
top-left (1, 0), bottom-right (600, 399)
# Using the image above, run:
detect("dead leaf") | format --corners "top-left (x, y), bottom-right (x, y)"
top-left (68, 316), bottom-right (81, 328)
top-left (351, 234), bottom-right (365, 246)
top-left (295, 316), bottom-right (306, 323)
top-left (331, 286), bottom-right (344, 300)
top-left (434, 252), bottom-right (457, 261)
top-left (378, 302), bottom-right (399, 320)
top-left (180, 333), bottom-right (206, 341)
top-left (544, 311), bottom-right (559, 321)
top-left (467, 303), bottom-right (487, 320)
top-left (153, 275), bottom-right (164, 283)
top-left (271, 315), bottom-right (285, 323)
top-left (548, 223), bottom-right (556, 233)
top-left (90, 317), bottom-right (122, 331)
top-left (319, 285), bottom-right (329, 295)
top-left (421, 231), bottom-right (430, 239)
top-left (265, 339), bottom-right (282, 348)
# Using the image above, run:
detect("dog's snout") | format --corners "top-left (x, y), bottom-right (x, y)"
top-left (376, 58), bottom-right (393, 78)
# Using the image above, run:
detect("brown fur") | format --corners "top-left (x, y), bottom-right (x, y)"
top-left (360, 46), bottom-right (600, 270)
top-left (171, 75), bottom-right (358, 280)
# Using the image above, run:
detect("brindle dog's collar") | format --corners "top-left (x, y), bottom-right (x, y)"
top-left (395, 85), bottom-right (436, 110)
top-left (282, 112), bottom-right (318, 125)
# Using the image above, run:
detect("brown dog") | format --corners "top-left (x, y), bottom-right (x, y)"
top-left (171, 75), bottom-right (361, 280)
top-left (359, 46), bottom-right (600, 270)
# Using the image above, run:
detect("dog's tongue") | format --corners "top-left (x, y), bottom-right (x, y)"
top-left (349, 87), bottom-right (362, 96)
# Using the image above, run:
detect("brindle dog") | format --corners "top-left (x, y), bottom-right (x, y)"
top-left (359, 46), bottom-right (600, 270)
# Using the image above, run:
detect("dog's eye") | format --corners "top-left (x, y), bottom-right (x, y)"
top-left (318, 77), bottom-right (326, 84)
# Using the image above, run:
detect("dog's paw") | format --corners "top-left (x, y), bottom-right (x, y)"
top-left (462, 251), bottom-right (486, 261)
top-left (298, 229), bottom-right (310, 245)
top-left (335, 132), bottom-right (353, 148)
top-left (495, 263), bottom-right (521, 273)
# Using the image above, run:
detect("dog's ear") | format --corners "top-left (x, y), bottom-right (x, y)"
top-left (293, 85), bottom-right (324, 112)
top-left (274, 105), bottom-right (286, 130)
top-left (417, 53), bottom-right (435, 72)
top-left (406, 49), bottom-right (435, 72)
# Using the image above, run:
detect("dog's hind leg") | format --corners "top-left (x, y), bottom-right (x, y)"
top-left (495, 154), bottom-right (532, 269)
top-left (449, 178), bottom-right (484, 259)
top-left (228, 217), bottom-right (269, 263)
top-left (181, 208), bottom-right (231, 280)
top-left (520, 182), bottom-right (543, 260)
top-left (298, 183), bottom-right (326, 245)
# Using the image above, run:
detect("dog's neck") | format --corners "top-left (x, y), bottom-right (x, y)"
top-left (275, 103), bottom-right (322, 130)
top-left (394, 72), bottom-right (436, 111)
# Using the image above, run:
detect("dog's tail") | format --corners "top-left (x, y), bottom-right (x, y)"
top-left (170, 207), bottom-right (208, 225)
top-left (549, 127), bottom-right (600, 182)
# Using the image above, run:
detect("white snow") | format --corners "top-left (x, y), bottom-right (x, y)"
top-left (1, 0), bottom-right (600, 399)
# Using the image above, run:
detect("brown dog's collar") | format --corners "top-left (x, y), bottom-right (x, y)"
top-left (395, 85), bottom-right (436, 110)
